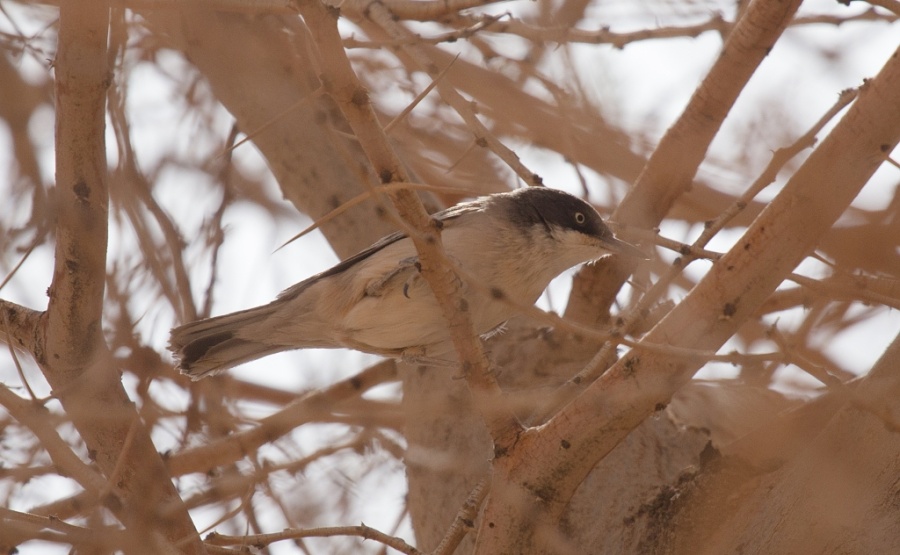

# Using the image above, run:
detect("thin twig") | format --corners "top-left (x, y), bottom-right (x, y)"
top-left (431, 476), bottom-right (489, 555)
top-left (276, 181), bottom-right (484, 251)
top-left (0, 507), bottom-right (129, 552)
top-left (219, 87), bottom-right (324, 159)
top-left (166, 360), bottom-right (398, 475)
top-left (367, 2), bottom-right (543, 187)
top-left (0, 384), bottom-right (109, 492)
top-left (204, 524), bottom-right (421, 554)
top-left (383, 54), bottom-right (459, 134)
top-left (574, 84), bottom-right (861, 390)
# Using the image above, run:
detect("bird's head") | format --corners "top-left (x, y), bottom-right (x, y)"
top-left (500, 187), bottom-right (646, 269)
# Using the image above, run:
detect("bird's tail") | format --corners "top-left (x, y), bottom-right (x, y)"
top-left (169, 303), bottom-right (287, 380)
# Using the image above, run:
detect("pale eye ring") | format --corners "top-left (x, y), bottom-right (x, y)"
top-left (575, 212), bottom-right (586, 224)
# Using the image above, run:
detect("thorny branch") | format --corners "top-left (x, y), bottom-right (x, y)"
top-left (203, 524), bottom-right (422, 554)
top-left (297, 0), bottom-right (524, 452)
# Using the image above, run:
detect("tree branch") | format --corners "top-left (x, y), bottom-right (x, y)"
top-left (37, 4), bottom-right (205, 552)
top-left (0, 299), bottom-right (43, 358)
top-left (475, 41), bottom-right (900, 553)
top-left (568, 0), bottom-right (805, 320)
top-left (204, 524), bottom-right (421, 554)
top-left (297, 0), bottom-right (523, 451)
top-left (166, 360), bottom-right (398, 476)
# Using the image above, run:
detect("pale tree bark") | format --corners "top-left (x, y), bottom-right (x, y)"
top-left (139, 5), bottom-right (473, 261)
top-left (667, 330), bottom-right (900, 555)
top-left (474, 42), bottom-right (900, 553)
top-left (140, 6), bottom-right (397, 258)
top-left (2, 3), bottom-right (204, 553)
top-left (569, 0), bottom-right (803, 325)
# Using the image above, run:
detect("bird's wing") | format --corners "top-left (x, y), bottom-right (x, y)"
top-left (276, 200), bottom-right (482, 302)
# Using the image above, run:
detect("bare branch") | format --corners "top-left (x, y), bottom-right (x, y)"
top-left (0, 299), bottom-right (43, 358)
top-left (342, 0), bottom-right (504, 21)
top-left (431, 477), bottom-right (489, 555)
top-left (453, 12), bottom-right (733, 48)
top-left (475, 40), bottom-right (900, 552)
top-left (0, 384), bottom-right (109, 499)
top-left (366, 2), bottom-right (542, 187)
top-left (35, 4), bottom-right (205, 552)
top-left (205, 523), bottom-right (421, 554)
top-left (568, 0), bottom-right (807, 326)
top-left (297, 0), bottom-right (523, 450)
top-left (167, 360), bottom-right (398, 476)
top-left (616, 0), bottom-right (804, 229)
top-left (0, 507), bottom-right (132, 553)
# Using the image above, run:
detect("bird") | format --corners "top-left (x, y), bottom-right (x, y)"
top-left (169, 187), bottom-right (645, 379)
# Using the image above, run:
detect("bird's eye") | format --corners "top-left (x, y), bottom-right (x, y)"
top-left (575, 212), bottom-right (586, 224)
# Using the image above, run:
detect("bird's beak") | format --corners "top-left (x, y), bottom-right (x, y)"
top-left (599, 235), bottom-right (649, 260)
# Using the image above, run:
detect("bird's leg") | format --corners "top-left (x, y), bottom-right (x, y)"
top-left (400, 253), bottom-right (468, 299)
top-left (402, 259), bottom-right (424, 299)
top-left (365, 256), bottom-right (419, 297)
top-left (399, 346), bottom-right (460, 368)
